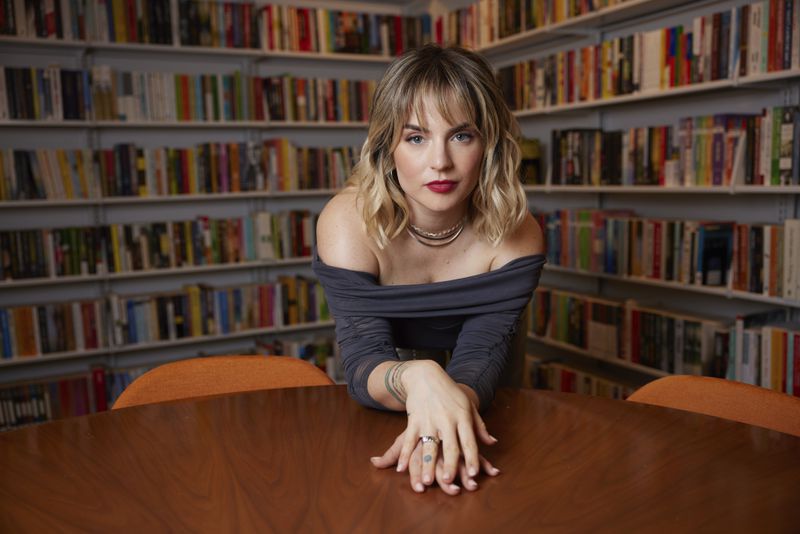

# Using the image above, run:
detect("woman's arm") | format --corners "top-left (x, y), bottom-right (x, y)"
top-left (317, 191), bottom-right (406, 410)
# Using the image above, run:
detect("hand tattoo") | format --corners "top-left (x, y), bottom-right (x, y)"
top-left (423, 455), bottom-right (433, 463)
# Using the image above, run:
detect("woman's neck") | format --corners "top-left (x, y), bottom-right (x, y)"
top-left (407, 207), bottom-right (467, 235)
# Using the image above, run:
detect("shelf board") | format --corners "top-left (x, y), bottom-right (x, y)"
top-left (528, 333), bottom-right (669, 378)
top-left (0, 320), bottom-right (335, 367)
top-left (265, 120), bottom-right (368, 129)
top-left (0, 36), bottom-right (394, 63)
top-left (109, 320), bottom-right (336, 356)
top-left (0, 198), bottom-right (101, 208)
top-left (0, 347), bottom-right (110, 368)
top-left (262, 50), bottom-right (392, 63)
top-left (481, 0), bottom-right (699, 56)
top-left (87, 41), bottom-right (263, 56)
top-left (544, 265), bottom-right (800, 308)
top-left (524, 185), bottom-right (800, 194)
top-left (99, 189), bottom-right (337, 204)
top-left (0, 190), bottom-right (338, 208)
top-left (513, 69), bottom-right (800, 118)
top-left (0, 257), bottom-right (313, 289)
top-left (0, 120), bottom-right (368, 129)
top-left (0, 35), bottom-right (86, 49)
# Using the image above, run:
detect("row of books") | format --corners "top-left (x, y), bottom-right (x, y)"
top-left (179, 0), bottom-right (258, 49)
top-left (0, 275), bottom-right (329, 358)
top-left (498, 1), bottom-right (799, 112)
top-left (107, 277), bottom-right (328, 346)
top-left (546, 106), bottom-right (800, 187)
top-left (0, 0), bottom-right (437, 56)
top-left (0, 366), bottom-right (145, 431)
top-left (0, 0), bottom-right (173, 43)
top-left (524, 355), bottom-right (633, 399)
top-left (441, 0), bottom-right (630, 50)
top-left (1, 0), bottom-right (631, 52)
top-left (677, 107), bottom-right (800, 187)
top-left (536, 210), bottom-right (800, 300)
top-left (0, 141), bottom-right (357, 201)
top-left (731, 311), bottom-right (800, 395)
top-left (0, 210), bottom-right (317, 280)
top-left (0, 66), bottom-right (377, 124)
top-left (729, 222), bottom-right (800, 297)
top-left (94, 0), bottom-right (173, 44)
top-left (259, 5), bottom-right (432, 56)
top-left (549, 126), bottom-right (676, 187)
top-left (1, 0), bottom-right (89, 41)
top-left (529, 287), bottom-right (800, 396)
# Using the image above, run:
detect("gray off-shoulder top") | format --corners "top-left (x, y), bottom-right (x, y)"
top-left (312, 251), bottom-right (546, 411)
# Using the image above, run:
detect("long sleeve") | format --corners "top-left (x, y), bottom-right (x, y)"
top-left (446, 308), bottom-right (525, 411)
top-left (333, 314), bottom-right (398, 410)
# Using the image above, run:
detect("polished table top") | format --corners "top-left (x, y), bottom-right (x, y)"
top-left (1, 385), bottom-right (799, 533)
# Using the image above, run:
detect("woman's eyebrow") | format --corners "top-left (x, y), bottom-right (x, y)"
top-left (402, 122), bottom-right (471, 134)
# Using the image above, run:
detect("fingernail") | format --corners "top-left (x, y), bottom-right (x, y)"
top-left (370, 456), bottom-right (380, 463)
top-left (449, 484), bottom-right (460, 492)
top-left (396, 464), bottom-right (403, 472)
top-left (490, 435), bottom-right (499, 443)
top-left (469, 467), bottom-right (478, 477)
top-left (492, 467), bottom-right (501, 475)
top-left (468, 480), bottom-right (477, 489)
top-left (415, 483), bottom-right (425, 492)
top-left (423, 475), bottom-right (431, 484)
top-left (443, 472), bottom-right (451, 481)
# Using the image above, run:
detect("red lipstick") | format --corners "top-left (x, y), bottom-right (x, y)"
top-left (425, 181), bottom-right (457, 193)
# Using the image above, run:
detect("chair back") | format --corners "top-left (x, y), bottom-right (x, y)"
top-left (113, 355), bottom-right (335, 410)
top-left (627, 375), bottom-right (800, 437)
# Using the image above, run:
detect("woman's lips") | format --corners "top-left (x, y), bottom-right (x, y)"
top-left (425, 181), bottom-right (457, 193)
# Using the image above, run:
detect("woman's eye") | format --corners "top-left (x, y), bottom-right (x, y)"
top-left (453, 132), bottom-right (473, 142)
top-left (406, 135), bottom-right (424, 144)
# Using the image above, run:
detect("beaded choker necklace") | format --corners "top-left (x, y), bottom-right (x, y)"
top-left (406, 217), bottom-right (466, 247)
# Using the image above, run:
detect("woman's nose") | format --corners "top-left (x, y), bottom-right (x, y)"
top-left (429, 141), bottom-right (453, 171)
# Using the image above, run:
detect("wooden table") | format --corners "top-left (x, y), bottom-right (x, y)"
top-left (1, 386), bottom-right (799, 532)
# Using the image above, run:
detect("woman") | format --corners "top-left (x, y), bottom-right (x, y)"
top-left (313, 44), bottom-right (545, 495)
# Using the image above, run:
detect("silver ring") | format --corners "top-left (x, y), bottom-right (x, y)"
top-left (420, 435), bottom-right (440, 445)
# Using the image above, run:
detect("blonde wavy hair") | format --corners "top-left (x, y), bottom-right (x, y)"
top-left (349, 43), bottom-right (527, 249)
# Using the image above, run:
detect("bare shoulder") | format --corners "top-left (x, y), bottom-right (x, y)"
top-left (316, 188), bottom-right (379, 274)
top-left (490, 212), bottom-right (545, 270)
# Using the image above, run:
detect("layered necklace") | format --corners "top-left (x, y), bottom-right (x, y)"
top-left (406, 217), bottom-right (466, 247)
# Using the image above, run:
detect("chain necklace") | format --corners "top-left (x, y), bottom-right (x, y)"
top-left (406, 217), bottom-right (466, 247)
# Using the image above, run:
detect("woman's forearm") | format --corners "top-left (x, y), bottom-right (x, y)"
top-left (367, 359), bottom-right (452, 411)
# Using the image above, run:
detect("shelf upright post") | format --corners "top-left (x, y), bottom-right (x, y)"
top-left (594, 23), bottom-right (606, 298)
top-left (787, 81), bottom-right (800, 219)
top-left (80, 26), bottom-right (117, 372)
top-left (244, 51), bottom-right (267, 289)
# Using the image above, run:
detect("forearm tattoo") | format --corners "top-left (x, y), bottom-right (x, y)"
top-left (384, 361), bottom-right (410, 405)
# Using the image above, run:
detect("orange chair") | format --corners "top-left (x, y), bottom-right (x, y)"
top-left (113, 355), bottom-right (335, 410)
top-left (627, 375), bottom-right (800, 438)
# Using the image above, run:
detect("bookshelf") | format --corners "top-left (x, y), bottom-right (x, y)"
top-left (452, 0), bottom-right (800, 396)
top-left (0, 0), bottom-right (428, 425)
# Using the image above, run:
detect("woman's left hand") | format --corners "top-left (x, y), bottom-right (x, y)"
top-left (371, 428), bottom-right (500, 494)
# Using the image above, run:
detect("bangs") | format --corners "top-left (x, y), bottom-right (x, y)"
top-left (393, 74), bottom-right (480, 145)
top-left (410, 83), bottom-right (476, 128)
